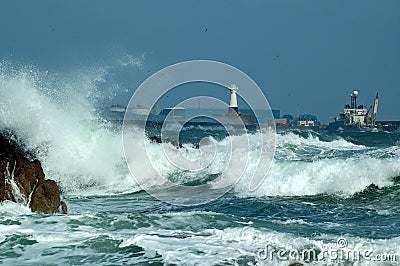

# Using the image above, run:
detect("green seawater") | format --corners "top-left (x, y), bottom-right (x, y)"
top-left (1, 131), bottom-right (400, 265)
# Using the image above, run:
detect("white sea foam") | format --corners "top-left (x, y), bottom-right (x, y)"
top-left (0, 201), bottom-right (32, 216)
top-left (0, 208), bottom-right (398, 265)
top-left (0, 60), bottom-right (141, 195)
top-left (235, 157), bottom-right (400, 197)
top-left (1, 61), bottom-right (399, 199)
top-left (119, 222), bottom-right (400, 265)
top-left (233, 132), bottom-right (400, 197)
top-left (276, 131), bottom-right (366, 151)
top-left (275, 218), bottom-right (310, 225)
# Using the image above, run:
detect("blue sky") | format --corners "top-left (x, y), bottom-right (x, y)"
top-left (1, 0), bottom-right (399, 123)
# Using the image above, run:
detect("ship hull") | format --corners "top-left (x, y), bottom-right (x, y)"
top-left (328, 120), bottom-right (399, 132)
top-left (275, 125), bottom-right (322, 132)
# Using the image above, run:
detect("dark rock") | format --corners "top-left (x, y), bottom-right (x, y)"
top-left (30, 179), bottom-right (61, 213)
top-left (60, 201), bottom-right (68, 214)
top-left (0, 133), bottom-right (67, 214)
top-left (149, 136), bottom-right (184, 148)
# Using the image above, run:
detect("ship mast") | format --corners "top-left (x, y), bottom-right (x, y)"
top-left (351, 90), bottom-right (358, 109)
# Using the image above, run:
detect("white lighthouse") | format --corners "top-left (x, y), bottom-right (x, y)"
top-left (229, 84), bottom-right (238, 113)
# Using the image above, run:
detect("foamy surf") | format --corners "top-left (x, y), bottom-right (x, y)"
top-left (0, 61), bottom-right (140, 195)
top-left (1, 61), bottom-right (400, 266)
top-left (234, 156), bottom-right (400, 197)
top-left (2, 62), bottom-right (399, 199)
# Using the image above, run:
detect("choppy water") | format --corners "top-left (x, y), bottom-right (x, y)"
top-left (1, 63), bottom-right (400, 265)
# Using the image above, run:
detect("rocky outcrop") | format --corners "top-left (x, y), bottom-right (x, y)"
top-left (0, 133), bottom-right (67, 214)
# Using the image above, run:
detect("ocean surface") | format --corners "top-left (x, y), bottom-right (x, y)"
top-left (1, 64), bottom-right (400, 265)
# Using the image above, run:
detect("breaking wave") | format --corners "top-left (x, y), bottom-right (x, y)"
top-left (0, 60), bottom-right (141, 195)
top-left (1, 61), bottom-right (399, 198)
top-left (235, 132), bottom-right (400, 197)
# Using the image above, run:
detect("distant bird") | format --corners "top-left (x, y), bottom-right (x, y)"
top-left (204, 27), bottom-right (208, 32)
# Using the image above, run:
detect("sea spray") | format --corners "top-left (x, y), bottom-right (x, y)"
top-left (235, 132), bottom-right (400, 197)
top-left (4, 161), bottom-right (27, 204)
top-left (1, 61), bottom-right (400, 199)
top-left (1, 76), bottom-right (400, 265)
top-left (0, 60), bottom-right (140, 194)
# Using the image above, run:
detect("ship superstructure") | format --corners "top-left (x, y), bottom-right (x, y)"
top-left (328, 91), bottom-right (379, 131)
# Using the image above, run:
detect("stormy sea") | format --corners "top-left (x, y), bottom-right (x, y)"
top-left (1, 64), bottom-right (400, 266)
